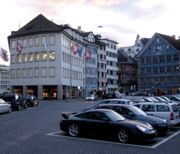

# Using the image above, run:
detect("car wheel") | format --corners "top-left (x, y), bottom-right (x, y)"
top-left (118, 129), bottom-right (129, 143)
top-left (68, 124), bottom-right (80, 137)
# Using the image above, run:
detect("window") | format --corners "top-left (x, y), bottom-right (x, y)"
top-left (166, 55), bottom-right (171, 62)
top-left (34, 52), bottom-right (40, 62)
top-left (159, 67), bottom-right (164, 73)
top-left (159, 56), bottom-right (165, 63)
top-left (28, 37), bottom-right (33, 47)
top-left (27, 53), bottom-right (33, 62)
top-left (28, 68), bottom-right (33, 78)
top-left (11, 40), bottom-right (16, 49)
top-left (41, 36), bottom-right (47, 46)
top-left (142, 104), bottom-right (155, 112)
top-left (34, 67), bottom-right (39, 78)
top-left (156, 105), bottom-right (170, 112)
top-left (11, 55), bottom-right (16, 64)
top-left (41, 51), bottom-right (47, 61)
top-left (34, 37), bottom-right (40, 46)
top-left (49, 67), bottom-right (55, 77)
top-left (41, 67), bottom-right (47, 77)
top-left (173, 55), bottom-right (179, 61)
top-left (153, 56), bottom-right (158, 63)
top-left (49, 35), bottom-right (55, 45)
top-left (16, 54), bottom-right (22, 63)
top-left (22, 68), bottom-right (27, 78)
top-left (16, 69), bottom-right (21, 78)
top-left (146, 57), bottom-right (151, 63)
top-left (23, 39), bottom-right (27, 48)
top-left (49, 51), bottom-right (55, 61)
top-left (157, 38), bottom-right (159, 43)
top-left (11, 69), bottom-right (15, 79)
top-left (155, 45), bottom-right (162, 52)
top-left (22, 53), bottom-right (27, 62)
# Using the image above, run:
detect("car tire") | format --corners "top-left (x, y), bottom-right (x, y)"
top-left (68, 124), bottom-right (80, 137)
top-left (118, 129), bottom-right (129, 143)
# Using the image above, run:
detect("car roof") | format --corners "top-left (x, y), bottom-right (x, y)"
top-left (97, 104), bottom-right (131, 108)
top-left (134, 102), bottom-right (177, 106)
top-left (100, 98), bottom-right (131, 101)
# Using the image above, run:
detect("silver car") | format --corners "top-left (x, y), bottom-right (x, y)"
top-left (0, 99), bottom-right (12, 114)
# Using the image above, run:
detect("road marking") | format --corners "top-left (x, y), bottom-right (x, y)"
top-left (151, 130), bottom-right (180, 149)
top-left (46, 130), bottom-right (180, 149)
top-left (46, 131), bottom-right (157, 149)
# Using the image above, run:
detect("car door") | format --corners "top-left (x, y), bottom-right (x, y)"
top-left (86, 111), bottom-right (111, 136)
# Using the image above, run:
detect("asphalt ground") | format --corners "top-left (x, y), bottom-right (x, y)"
top-left (0, 100), bottom-right (179, 154)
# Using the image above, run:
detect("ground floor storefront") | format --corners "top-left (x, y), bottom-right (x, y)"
top-left (11, 85), bottom-right (83, 100)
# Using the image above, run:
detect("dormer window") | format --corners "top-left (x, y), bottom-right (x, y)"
top-left (155, 45), bottom-right (162, 51)
top-left (157, 38), bottom-right (159, 43)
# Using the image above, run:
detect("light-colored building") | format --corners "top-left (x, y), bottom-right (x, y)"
top-left (101, 38), bottom-right (118, 93)
top-left (0, 65), bottom-right (10, 93)
top-left (96, 36), bottom-right (107, 96)
top-left (82, 32), bottom-right (98, 97)
top-left (8, 14), bottom-right (86, 100)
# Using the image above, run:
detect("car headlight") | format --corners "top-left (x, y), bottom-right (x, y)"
top-left (137, 125), bottom-right (149, 132)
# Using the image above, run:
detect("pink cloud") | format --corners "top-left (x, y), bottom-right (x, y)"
top-left (90, 0), bottom-right (126, 6)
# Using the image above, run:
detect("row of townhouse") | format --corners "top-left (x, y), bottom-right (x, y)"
top-left (7, 14), bottom-right (118, 100)
top-left (118, 33), bottom-right (180, 95)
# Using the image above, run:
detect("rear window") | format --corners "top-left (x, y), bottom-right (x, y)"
top-left (156, 105), bottom-right (170, 112)
top-left (142, 104), bottom-right (155, 112)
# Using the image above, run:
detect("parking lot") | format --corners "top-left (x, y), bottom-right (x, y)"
top-left (46, 125), bottom-right (180, 149)
top-left (0, 100), bottom-right (180, 154)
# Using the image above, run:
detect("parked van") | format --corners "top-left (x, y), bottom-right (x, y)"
top-left (134, 102), bottom-right (180, 125)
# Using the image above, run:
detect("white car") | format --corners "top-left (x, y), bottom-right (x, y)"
top-left (0, 99), bottom-right (12, 114)
top-left (86, 95), bottom-right (96, 101)
top-left (134, 102), bottom-right (180, 125)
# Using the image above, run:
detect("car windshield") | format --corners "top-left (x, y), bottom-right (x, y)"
top-left (129, 106), bottom-right (147, 116)
top-left (105, 110), bottom-right (125, 121)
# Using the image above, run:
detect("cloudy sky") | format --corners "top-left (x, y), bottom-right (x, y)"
top-left (1, 0), bottom-right (180, 65)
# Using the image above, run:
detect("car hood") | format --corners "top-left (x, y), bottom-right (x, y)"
top-left (137, 115), bottom-right (166, 125)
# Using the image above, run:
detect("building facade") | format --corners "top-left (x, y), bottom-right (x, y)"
top-left (0, 65), bottom-right (10, 93)
top-left (8, 14), bottom-right (87, 100)
top-left (137, 33), bottom-right (180, 95)
top-left (101, 39), bottom-right (118, 93)
top-left (96, 36), bottom-right (107, 96)
top-left (117, 51), bottom-right (137, 93)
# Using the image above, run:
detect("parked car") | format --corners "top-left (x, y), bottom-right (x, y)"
top-left (83, 98), bottom-right (134, 111)
top-left (1, 93), bottom-right (26, 110)
top-left (0, 99), bottom-right (12, 114)
top-left (85, 95), bottom-right (96, 101)
top-left (60, 109), bottom-right (156, 143)
top-left (134, 102), bottom-right (180, 125)
top-left (93, 104), bottom-right (168, 135)
top-left (23, 95), bottom-right (39, 107)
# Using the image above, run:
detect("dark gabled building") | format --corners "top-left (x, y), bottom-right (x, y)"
top-left (117, 50), bottom-right (137, 93)
top-left (137, 33), bottom-right (180, 95)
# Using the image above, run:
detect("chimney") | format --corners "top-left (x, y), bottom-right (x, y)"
top-left (172, 35), bottom-right (176, 39)
top-left (77, 26), bottom-right (81, 32)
